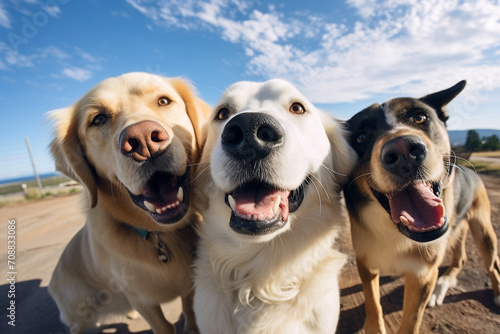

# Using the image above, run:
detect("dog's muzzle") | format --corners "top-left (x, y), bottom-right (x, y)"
top-left (119, 121), bottom-right (190, 225)
top-left (372, 136), bottom-right (451, 242)
top-left (219, 112), bottom-right (306, 237)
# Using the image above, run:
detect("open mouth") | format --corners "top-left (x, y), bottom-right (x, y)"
top-left (224, 180), bottom-right (306, 236)
top-left (371, 181), bottom-right (449, 242)
top-left (127, 168), bottom-right (190, 224)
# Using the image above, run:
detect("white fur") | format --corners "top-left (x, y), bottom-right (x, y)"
top-left (428, 275), bottom-right (457, 307)
top-left (193, 79), bottom-right (356, 334)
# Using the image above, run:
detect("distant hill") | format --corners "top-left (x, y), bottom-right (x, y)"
top-left (448, 129), bottom-right (500, 147)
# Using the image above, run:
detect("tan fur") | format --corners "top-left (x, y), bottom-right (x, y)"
top-left (349, 120), bottom-right (500, 334)
top-left (48, 72), bottom-right (211, 334)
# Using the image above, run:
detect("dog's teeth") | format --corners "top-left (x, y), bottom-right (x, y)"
top-left (439, 203), bottom-right (445, 217)
top-left (400, 216), bottom-right (410, 226)
top-left (177, 187), bottom-right (184, 203)
top-left (272, 195), bottom-right (281, 215)
top-left (228, 195), bottom-right (236, 211)
top-left (156, 208), bottom-right (163, 214)
top-left (144, 201), bottom-right (155, 213)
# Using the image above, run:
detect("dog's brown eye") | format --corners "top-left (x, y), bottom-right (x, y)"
top-left (357, 132), bottom-right (367, 143)
top-left (216, 107), bottom-right (230, 120)
top-left (289, 102), bottom-right (305, 114)
top-left (91, 114), bottom-right (108, 126)
top-left (413, 114), bottom-right (427, 124)
top-left (158, 97), bottom-right (170, 106)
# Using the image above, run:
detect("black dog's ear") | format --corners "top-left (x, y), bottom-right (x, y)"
top-left (419, 80), bottom-right (466, 122)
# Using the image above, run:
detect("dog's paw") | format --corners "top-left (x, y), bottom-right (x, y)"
top-left (429, 276), bottom-right (457, 307)
top-left (126, 309), bottom-right (141, 320)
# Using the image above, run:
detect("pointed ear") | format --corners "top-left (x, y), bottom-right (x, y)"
top-left (169, 78), bottom-right (212, 159)
top-left (49, 107), bottom-right (98, 208)
top-left (419, 80), bottom-right (466, 122)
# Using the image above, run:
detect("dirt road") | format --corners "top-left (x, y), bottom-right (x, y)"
top-left (1, 174), bottom-right (499, 333)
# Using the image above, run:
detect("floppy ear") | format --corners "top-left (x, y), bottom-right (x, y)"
top-left (49, 107), bottom-right (98, 208)
top-left (419, 80), bottom-right (466, 122)
top-left (320, 112), bottom-right (358, 187)
top-left (169, 78), bottom-right (212, 159)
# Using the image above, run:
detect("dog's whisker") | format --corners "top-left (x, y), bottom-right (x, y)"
top-left (346, 172), bottom-right (372, 191)
top-left (186, 165), bottom-right (211, 186)
top-left (452, 164), bottom-right (473, 184)
top-left (308, 176), bottom-right (323, 216)
top-left (451, 156), bottom-right (478, 174)
top-left (309, 158), bottom-right (348, 179)
top-left (309, 173), bottom-right (332, 205)
top-left (186, 159), bottom-right (211, 167)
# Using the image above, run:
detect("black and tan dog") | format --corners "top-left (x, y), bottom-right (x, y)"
top-left (344, 81), bottom-right (500, 333)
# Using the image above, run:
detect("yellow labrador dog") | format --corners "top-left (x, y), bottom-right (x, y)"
top-left (193, 79), bottom-right (356, 334)
top-left (48, 72), bottom-right (210, 334)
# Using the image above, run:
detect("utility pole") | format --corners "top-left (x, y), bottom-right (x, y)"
top-left (25, 136), bottom-right (44, 196)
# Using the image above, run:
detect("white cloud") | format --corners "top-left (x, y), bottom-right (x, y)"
top-left (61, 67), bottom-right (92, 81)
top-left (74, 47), bottom-right (100, 63)
top-left (111, 11), bottom-right (130, 18)
top-left (42, 4), bottom-right (62, 17)
top-left (38, 46), bottom-right (70, 60)
top-left (0, 42), bottom-right (34, 68)
top-left (126, 0), bottom-right (153, 17)
top-left (0, 1), bottom-right (62, 29)
top-left (128, 0), bottom-right (500, 103)
top-left (0, 44), bottom-right (73, 70)
top-left (0, 42), bottom-right (100, 83)
top-left (0, 3), bottom-right (11, 29)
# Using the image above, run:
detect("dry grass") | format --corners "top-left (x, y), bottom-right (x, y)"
top-left (471, 151), bottom-right (500, 158)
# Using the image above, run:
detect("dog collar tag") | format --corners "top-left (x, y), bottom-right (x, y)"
top-left (153, 232), bottom-right (169, 263)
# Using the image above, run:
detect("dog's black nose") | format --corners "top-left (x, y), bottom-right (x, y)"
top-left (221, 112), bottom-right (285, 162)
top-left (380, 135), bottom-right (428, 177)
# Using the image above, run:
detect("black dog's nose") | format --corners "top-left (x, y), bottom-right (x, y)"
top-left (222, 112), bottom-right (285, 162)
top-left (380, 135), bottom-right (428, 177)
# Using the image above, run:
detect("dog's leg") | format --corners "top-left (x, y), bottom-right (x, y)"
top-left (429, 221), bottom-right (468, 307)
top-left (357, 257), bottom-right (386, 334)
top-left (181, 290), bottom-right (199, 334)
top-left (399, 268), bottom-right (438, 334)
top-left (130, 301), bottom-right (175, 334)
top-left (467, 183), bottom-right (500, 306)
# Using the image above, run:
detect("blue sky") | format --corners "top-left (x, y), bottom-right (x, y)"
top-left (1, 0), bottom-right (500, 181)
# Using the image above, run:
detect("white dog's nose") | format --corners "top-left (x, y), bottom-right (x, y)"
top-left (221, 112), bottom-right (285, 162)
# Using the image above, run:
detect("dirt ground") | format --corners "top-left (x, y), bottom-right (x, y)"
top-left (1, 174), bottom-right (499, 334)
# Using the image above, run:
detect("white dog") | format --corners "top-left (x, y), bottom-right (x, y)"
top-left (192, 79), bottom-right (356, 334)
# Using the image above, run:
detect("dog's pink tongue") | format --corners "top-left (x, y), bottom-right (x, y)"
top-left (232, 184), bottom-right (290, 221)
top-left (388, 182), bottom-right (444, 231)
